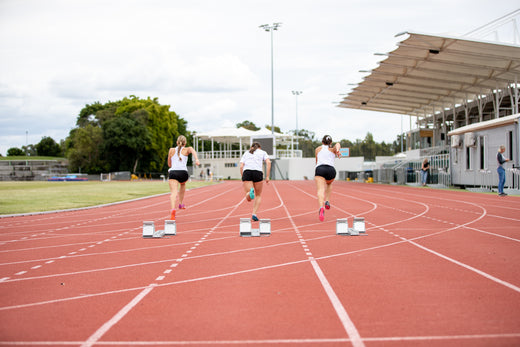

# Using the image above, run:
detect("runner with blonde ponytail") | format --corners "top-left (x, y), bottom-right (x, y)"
top-left (167, 135), bottom-right (200, 220)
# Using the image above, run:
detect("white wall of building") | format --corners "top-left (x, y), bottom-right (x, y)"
top-left (198, 156), bottom-right (366, 180)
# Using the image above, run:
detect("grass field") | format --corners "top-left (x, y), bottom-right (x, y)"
top-left (0, 180), bottom-right (217, 215)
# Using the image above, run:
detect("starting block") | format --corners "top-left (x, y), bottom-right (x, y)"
top-left (336, 217), bottom-right (367, 236)
top-left (353, 217), bottom-right (366, 234)
top-left (164, 220), bottom-right (176, 236)
top-left (143, 220), bottom-right (176, 238)
top-left (240, 218), bottom-right (271, 237)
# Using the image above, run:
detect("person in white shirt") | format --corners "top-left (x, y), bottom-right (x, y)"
top-left (167, 135), bottom-right (200, 220)
top-left (315, 135), bottom-right (341, 221)
top-left (240, 142), bottom-right (271, 221)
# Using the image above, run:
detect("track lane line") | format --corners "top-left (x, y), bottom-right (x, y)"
top-left (5, 332), bottom-right (520, 345)
top-left (272, 182), bottom-right (365, 347)
top-left (81, 284), bottom-right (157, 347)
top-left (80, 189), bottom-right (245, 347)
top-left (406, 238), bottom-right (520, 293)
top-left (324, 183), bottom-right (520, 293)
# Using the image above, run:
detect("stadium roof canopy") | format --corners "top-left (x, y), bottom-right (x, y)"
top-left (337, 31), bottom-right (520, 118)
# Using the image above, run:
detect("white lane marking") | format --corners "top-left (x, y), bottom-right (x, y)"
top-left (81, 186), bottom-right (245, 346)
top-left (408, 239), bottom-right (520, 293)
top-left (310, 259), bottom-right (364, 347)
top-left (30, 332), bottom-right (520, 345)
top-left (273, 182), bottom-right (365, 347)
top-left (81, 284), bottom-right (156, 347)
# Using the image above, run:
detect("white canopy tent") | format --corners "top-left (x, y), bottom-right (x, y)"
top-left (194, 127), bottom-right (302, 158)
top-left (195, 127), bottom-right (256, 144)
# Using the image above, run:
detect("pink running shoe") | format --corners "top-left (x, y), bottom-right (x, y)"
top-left (178, 204), bottom-right (186, 209)
top-left (319, 207), bottom-right (325, 222)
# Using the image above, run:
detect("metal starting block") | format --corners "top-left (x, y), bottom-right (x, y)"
top-left (240, 218), bottom-right (271, 237)
top-left (143, 220), bottom-right (176, 238)
top-left (143, 221), bottom-right (156, 238)
top-left (336, 217), bottom-right (367, 236)
top-left (336, 218), bottom-right (349, 236)
top-left (164, 220), bottom-right (176, 236)
top-left (353, 217), bottom-right (366, 234)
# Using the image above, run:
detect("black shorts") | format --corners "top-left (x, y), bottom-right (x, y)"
top-left (168, 170), bottom-right (189, 183)
top-left (242, 169), bottom-right (263, 183)
top-left (315, 165), bottom-right (336, 181)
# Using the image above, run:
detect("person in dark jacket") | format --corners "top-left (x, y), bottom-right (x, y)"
top-left (421, 158), bottom-right (430, 186)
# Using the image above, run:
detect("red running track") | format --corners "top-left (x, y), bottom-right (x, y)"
top-left (0, 181), bottom-right (519, 346)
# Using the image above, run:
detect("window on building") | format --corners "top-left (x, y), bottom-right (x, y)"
top-left (479, 136), bottom-right (485, 170)
top-left (466, 147), bottom-right (471, 170)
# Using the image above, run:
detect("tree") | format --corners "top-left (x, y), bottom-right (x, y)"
top-left (7, 147), bottom-right (24, 156)
top-left (296, 129), bottom-right (315, 141)
top-left (21, 144), bottom-right (37, 156)
top-left (265, 125), bottom-right (282, 133)
top-left (102, 113), bottom-right (150, 172)
top-left (294, 129), bottom-right (319, 157)
top-left (35, 136), bottom-right (62, 157)
top-left (115, 96), bottom-right (179, 172)
top-left (66, 95), bottom-right (185, 174)
top-left (65, 124), bottom-right (106, 173)
top-left (236, 121), bottom-right (260, 131)
top-left (360, 132), bottom-right (376, 160)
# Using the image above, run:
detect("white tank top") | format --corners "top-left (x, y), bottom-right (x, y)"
top-left (170, 147), bottom-right (188, 171)
top-left (240, 149), bottom-right (268, 172)
top-left (316, 145), bottom-right (336, 167)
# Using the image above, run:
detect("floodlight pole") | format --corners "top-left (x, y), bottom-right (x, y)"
top-left (259, 23), bottom-right (281, 135)
top-left (292, 91), bottom-right (302, 150)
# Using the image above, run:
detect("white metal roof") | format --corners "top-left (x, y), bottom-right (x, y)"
top-left (338, 31), bottom-right (520, 117)
top-left (447, 113), bottom-right (520, 136)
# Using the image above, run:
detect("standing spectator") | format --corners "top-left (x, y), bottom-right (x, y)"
top-left (421, 158), bottom-right (430, 186)
top-left (497, 145), bottom-right (510, 196)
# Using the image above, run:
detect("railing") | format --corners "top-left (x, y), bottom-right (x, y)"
top-left (420, 145), bottom-right (449, 157)
top-left (373, 168), bottom-right (395, 183)
top-left (200, 150), bottom-right (243, 159)
top-left (276, 149), bottom-right (303, 158)
top-left (507, 168), bottom-right (520, 190)
top-left (437, 168), bottom-right (451, 187)
top-left (199, 149), bottom-right (303, 159)
top-left (0, 159), bottom-right (67, 166)
top-left (464, 168), bottom-right (519, 192)
top-left (430, 153), bottom-right (450, 170)
top-left (408, 153), bottom-right (449, 171)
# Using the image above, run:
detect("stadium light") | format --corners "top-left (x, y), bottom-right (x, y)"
top-left (291, 90), bottom-right (302, 150)
top-left (259, 23), bottom-right (282, 134)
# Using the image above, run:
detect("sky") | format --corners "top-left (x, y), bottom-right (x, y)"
top-left (0, 0), bottom-right (519, 156)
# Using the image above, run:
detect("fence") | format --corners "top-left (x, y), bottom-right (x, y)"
top-left (199, 149), bottom-right (302, 159)
top-left (373, 153), bottom-right (450, 186)
top-left (508, 168), bottom-right (520, 190)
top-left (437, 168), bottom-right (451, 188)
top-left (464, 168), bottom-right (520, 192)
